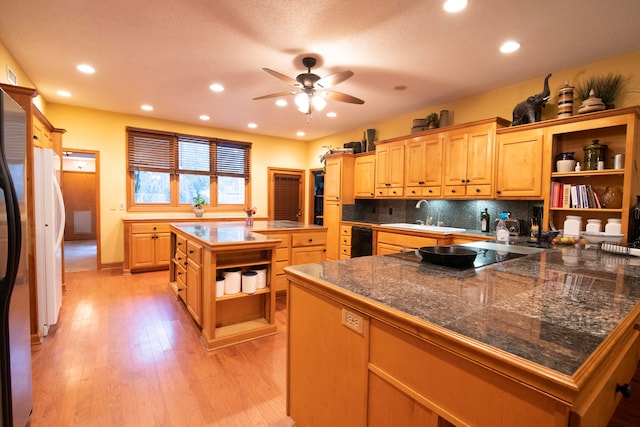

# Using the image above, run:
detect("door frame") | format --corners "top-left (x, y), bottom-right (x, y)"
top-left (61, 148), bottom-right (102, 269)
top-left (308, 168), bottom-right (323, 224)
top-left (267, 167), bottom-right (305, 221)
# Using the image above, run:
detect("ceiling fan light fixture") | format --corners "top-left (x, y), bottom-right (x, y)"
top-left (295, 92), bottom-right (311, 113)
top-left (312, 95), bottom-right (326, 111)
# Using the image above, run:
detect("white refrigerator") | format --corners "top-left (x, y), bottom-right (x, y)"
top-left (33, 147), bottom-right (65, 337)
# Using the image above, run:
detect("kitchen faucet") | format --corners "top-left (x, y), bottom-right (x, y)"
top-left (415, 199), bottom-right (433, 225)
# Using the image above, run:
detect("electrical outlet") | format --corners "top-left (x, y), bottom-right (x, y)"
top-left (109, 202), bottom-right (116, 210)
top-left (342, 308), bottom-right (364, 335)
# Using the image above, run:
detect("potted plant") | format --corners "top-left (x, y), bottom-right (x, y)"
top-left (576, 73), bottom-right (630, 109)
top-left (319, 145), bottom-right (334, 172)
top-left (192, 194), bottom-right (207, 217)
top-left (426, 113), bottom-right (439, 129)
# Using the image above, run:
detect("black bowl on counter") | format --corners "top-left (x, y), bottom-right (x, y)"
top-left (418, 246), bottom-right (478, 267)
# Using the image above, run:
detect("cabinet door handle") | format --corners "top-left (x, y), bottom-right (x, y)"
top-left (385, 183), bottom-right (391, 187)
top-left (616, 383), bottom-right (632, 398)
top-left (418, 181), bottom-right (425, 185)
top-left (189, 250), bottom-right (194, 254)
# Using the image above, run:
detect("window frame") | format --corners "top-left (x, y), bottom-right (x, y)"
top-left (126, 127), bottom-right (251, 212)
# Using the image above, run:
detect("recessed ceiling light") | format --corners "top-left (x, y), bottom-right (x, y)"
top-left (275, 99), bottom-right (288, 107)
top-left (209, 83), bottom-right (224, 92)
top-left (57, 90), bottom-right (72, 97)
top-left (500, 40), bottom-right (521, 54)
top-left (141, 105), bottom-right (153, 111)
top-left (326, 112), bottom-right (337, 118)
top-left (199, 115), bottom-right (210, 121)
top-left (443, 0), bottom-right (467, 13)
top-left (76, 64), bottom-right (95, 74)
top-left (248, 123), bottom-right (257, 129)
top-left (296, 131), bottom-right (305, 137)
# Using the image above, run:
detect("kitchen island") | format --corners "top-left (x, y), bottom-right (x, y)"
top-left (168, 220), bottom-right (326, 350)
top-left (284, 243), bottom-right (640, 426)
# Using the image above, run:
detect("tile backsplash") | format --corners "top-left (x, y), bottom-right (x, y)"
top-left (342, 199), bottom-right (542, 234)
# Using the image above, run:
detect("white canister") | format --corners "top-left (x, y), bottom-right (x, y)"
top-left (215, 276), bottom-right (225, 298)
top-left (222, 267), bottom-right (242, 294)
top-left (605, 218), bottom-right (622, 234)
top-left (563, 215), bottom-right (582, 238)
top-left (250, 265), bottom-right (267, 289)
top-left (585, 219), bottom-right (602, 233)
top-left (241, 271), bottom-right (258, 294)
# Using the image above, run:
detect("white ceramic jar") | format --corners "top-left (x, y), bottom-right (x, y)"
top-left (605, 218), bottom-right (622, 234)
top-left (563, 215), bottom-right (582, 238)
top-left (241, 271), bottom-right (258, 294)
top-left (585, 219), bottom-right (602, 233)
top-left (250, 265), bottom-right (267, 289)
top-left (215, 276), bottom-right (225, 298)
top-left (223, 267), bottom-right (242, 294)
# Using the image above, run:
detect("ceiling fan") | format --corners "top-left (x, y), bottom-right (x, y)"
top-left (253, 57), bottom-right (365, 116)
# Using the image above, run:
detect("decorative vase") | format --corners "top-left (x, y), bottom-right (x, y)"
top-left (245, 216), bottom-right (254, 226)
top-left (601, 187), bottom-right (622, 209)
top-left (629, 195), bottom-right (640, 244)
top-left (194, 206), bottom-right (204, 217)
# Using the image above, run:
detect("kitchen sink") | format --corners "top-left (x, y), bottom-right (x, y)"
top-left (380, 223), bottom-right (466, 233)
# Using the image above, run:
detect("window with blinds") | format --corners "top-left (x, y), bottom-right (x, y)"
top-left (126, 127), bottom-right (251, 210)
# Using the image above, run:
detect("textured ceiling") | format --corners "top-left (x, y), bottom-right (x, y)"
top-left (0, 0), bottom-right (639, 141)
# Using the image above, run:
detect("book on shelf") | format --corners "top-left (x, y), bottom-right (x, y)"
top-left (553, 181), bottom-right (601, 209)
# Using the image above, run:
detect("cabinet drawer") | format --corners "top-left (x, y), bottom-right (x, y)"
top-left (131, 223), bottom-right (171, 234)
top-left (262, 232), bottom-right (291, 248)
top-left (174, 260), bottom-right (187, 287)
top-left (276, 247), bottom-right (290, 262)
top-left (376, 187), bottom-right (404, 197)
top-left (341, 225), bottom-right (352, 237)
top-left (340, 245), bottom-right (352, 256)
top-left (175, 234), bottom-right (187, 252)
top-left (186, 241), bottom-right (202, 264)
top-left (341, 236), bottom-right (352, 246)
top-left (571, 320), bottom-right (640, 426)
top-left (174, 248), bottom-right (187, 264)
top-left (443, 185), bottom-right (466, 196)
top-left (467, 184), bottom-right (492, 197)
top-left (406, 186), bottom-right (441, 197)
top-left (275, 260), bottom-right (289, 276)
top-left (376, 231), bottom-right (440, 248)
top-left (292, 232), bottom-right (327, 247)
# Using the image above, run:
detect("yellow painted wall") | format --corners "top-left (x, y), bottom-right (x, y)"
top-left (44, 104), bottom-right (306, 265)
top-left (308, 50), bottom-right (640, 166)
top-left (0, 40), bottom-right (46, 112)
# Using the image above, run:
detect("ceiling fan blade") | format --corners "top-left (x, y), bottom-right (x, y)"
top-left (324, 90), bottom-right (365, 104)
top-left (316, 70), bottom-right (354, 89)
top-left (262, 68), bottom-right (300, 86)
top-left (252, 91), bottom-right (296, 100)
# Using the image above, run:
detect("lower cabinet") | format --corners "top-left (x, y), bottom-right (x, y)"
top-left (127, 222), bottom-right (171, 273)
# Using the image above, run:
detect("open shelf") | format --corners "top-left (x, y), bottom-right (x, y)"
top-left (216, 287), bottom-right (270, 301)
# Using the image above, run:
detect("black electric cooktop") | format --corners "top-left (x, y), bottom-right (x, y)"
top-left (386, 246), bottom-right (527, 270)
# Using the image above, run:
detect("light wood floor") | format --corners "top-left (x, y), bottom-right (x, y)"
top-left (30, 269), bottom-right (293, 427)
top-left (29, 269), bottom-right (639, 426)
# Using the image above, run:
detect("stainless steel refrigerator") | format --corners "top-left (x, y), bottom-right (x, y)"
top-left (0, 88), bottom-right (33, 426)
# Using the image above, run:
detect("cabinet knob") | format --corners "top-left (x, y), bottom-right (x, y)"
top-left (370, 193), bottom-right (374, 196)
top-left (308, 239), bottom-right (313, 242)
top-left (496, 190), bottom-right (502, 194)
top-left (385, 183), bottom-right (391, 187)
top-left (411, 190), bottom-right (416, 194)
top-left (153, 226), bottom-right (157, 230)
top-left (475, 188), bottom-right (480, 193)
top-left (418, 181), bottom-right (425, 185)
top-left (177, 256), bottom-right (182, 261)
top-left (616, 383), bottom-right (632, 398)
top-left (460, 179), bottom-right (465, 183)
top-left (428, 189), bottom-right (433, 193)
top-left (451, 189), bottom-right (456, 193)
top-left (178, 242), bottom-right (182, 246)
top-left (189, 250), bottom-right (194, 254)
top-left (184, 261), bottom-right (188, 266)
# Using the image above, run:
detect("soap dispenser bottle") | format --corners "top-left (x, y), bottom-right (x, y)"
top-left (496, 213), bottom-right (510, 243)
top-left (480, 208), bottom-right (490, 232)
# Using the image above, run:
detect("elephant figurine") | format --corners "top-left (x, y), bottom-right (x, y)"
top-left (511, 73), bottom-right (552, 126)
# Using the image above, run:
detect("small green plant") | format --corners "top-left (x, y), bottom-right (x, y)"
top-left (319, 145), bottom-right (334, 169)
top-left (192, 194), bottom-right (207, 208)
top-left (576, 73), bottom-right (631, 108)
top-left (425, 113), bottom-right (439, 128)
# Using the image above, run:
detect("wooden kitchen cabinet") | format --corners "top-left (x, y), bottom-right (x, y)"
top-left (185, 240), bottom-right (203, 325)
top-left (354, 153), bottom-right (376, 198)
top-left (404, 133), bottom-right (443, 198)
top-left (290, 230), bottom-right (327, 265)
top-left (340, 224), bottom-right (352, 259)
top-left (128, 222), bottom-right (171, 272)
top-left (442, 118), bottom-right (509, 198)
top-left (323, 154), bottom-right (354, 260)
top-left (375, 140), bottom-right (405, 197)
top-left (542, 107), bottom-right (640, 241)
top-left (373, 229), bottom-right (451, 255)
top-left (495, 127), bottom-right (544, 198)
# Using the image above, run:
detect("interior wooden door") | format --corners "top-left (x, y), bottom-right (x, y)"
top-left (63, 170), bottom-right (97, 240)
top-left (268, 168), bottom-right (304, 221)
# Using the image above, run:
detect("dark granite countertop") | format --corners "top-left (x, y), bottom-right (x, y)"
top-left (286, 243), bottom-right (640, 376)
top-left (170, 220), bottom-right (325, 245)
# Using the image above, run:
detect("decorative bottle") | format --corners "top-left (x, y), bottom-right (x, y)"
top-left (496, 213), bottom-right (510, 243)
top-left (480, 208), bottom-right (490, 232)
top-left (629, 195), bottom-right (640, 245)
